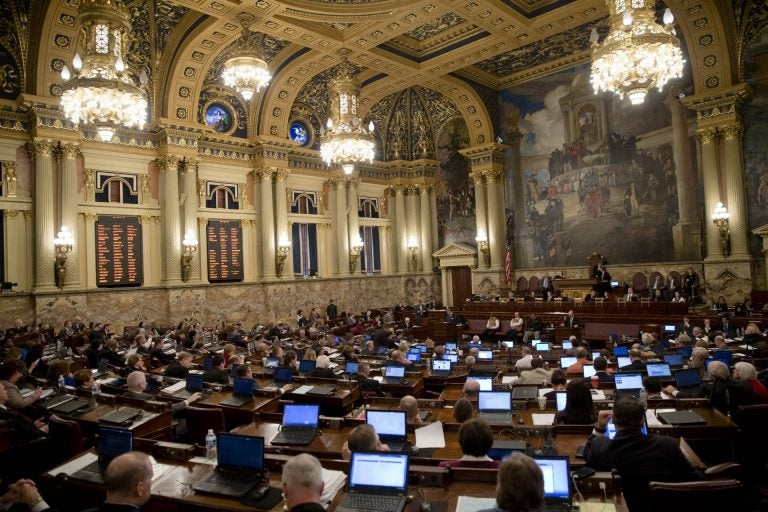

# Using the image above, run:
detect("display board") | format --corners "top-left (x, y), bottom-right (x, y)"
top-left (207, 219), bottom-right (243, 282)
top-left (96, 216), bottom-right (143, 287)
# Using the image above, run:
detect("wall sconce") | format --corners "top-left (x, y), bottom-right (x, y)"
top-left (53, 226), bottom-right (74, 289)
top-left (349, 235), bottom-right (364, 273)
top-left (275, 235), bottom-right (291, 278)
top-left (711, 202), bottom-right (730, 258)
top-left (475, 229), bottom-right (490, 267)
top-left (181, 229), bottom-right (198, 282)
top-left (407, 235), bottom-right (419, 271)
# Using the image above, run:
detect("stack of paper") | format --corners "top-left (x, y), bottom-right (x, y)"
top-left (292, 385), bottom-right (314, 395)
top-left (320, 468), bottom-right (347, 506)
top-left (532, 413), bottom-right (556, 426)
top-left (415, 421), bottom-right (446, 449)
top-left (457, 496), bottom-right (496, 512)
top-left (160, 380), bottom-right (186, 394)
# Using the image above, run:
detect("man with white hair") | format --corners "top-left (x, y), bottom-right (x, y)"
top-left (663, 361), bottom-right (730, 414)
top-left (281, 453), bottom-right (326, 511)
top-left (309, 354), bottom-right (337, 379)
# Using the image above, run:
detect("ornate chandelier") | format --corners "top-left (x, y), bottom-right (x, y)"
top-left (320, 49), bottom-right (375, 175)
top-left (590, 0), bottom-right (684, 105)
top-left (59, 0), bottom-right (147, 142)
top-left (222, 16), bottom-right (272, 102)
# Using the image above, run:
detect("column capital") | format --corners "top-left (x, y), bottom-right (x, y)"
top-left (696, 127), bottom-right (718, 145)
top-left (3, 209), bottom-right (19, 218)
top-left (254, 167), bottom-right (276, 180)
top-left (59, 142), bottom-right (81, 160)
top-left (185, 157), bottom-right (200, 172)
top-left (345, 177), bottom-right (360, 187)
top-left (140, 215), bottom-right (153, 225)
top-left (85, 213), bottom-right (98, 222)
top-left (22, 210), bottom-right (32, 220)
top-left (470, 171), bottom-right (486, 185)
top-left (157, 155), bottom-right (180, 173)
top-left (720, 122), bottom-right (744, 141)
top-left (485, 168), bottom-right (504, 182)
top-left (27, 138), bottom-right (55, 159)
top-left (274, 168), bottom-right (290, 181)
top-left (392, 184), bottom-right (406, 195)
top-left (198, 217), bottom-right (208, 228)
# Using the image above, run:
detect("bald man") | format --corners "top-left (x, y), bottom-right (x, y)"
top-left (101, 452), bottom-right (154, 511)
top-left (462, 379), bottom-right (480, 400)
top-left (399, 395), bottom-right (423, 425)
top-left (281, 453), bottom-right (326, 511)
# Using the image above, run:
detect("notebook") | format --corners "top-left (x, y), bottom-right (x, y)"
top-left (174, 373), bottom-right (203, 399)
top-left (674, 368), bottom-right (701, 389)
top-left (298, 359), bottom-right (316, 375)
top-left (220, 378), bottom-right (255, 407)
top-left (192, 434), bottom-right (264, 498)
top-left (534, 456), bottom-right (572, 511)
top-left (71, 427), bottom-right (133, 483)
top-left (560, 356), bottom-right (577, 369)
top-left (273, 367), bottom-right (293, 386)
top-left (270, 404), bottom-right (319, 445)
top-left (478, 391), bottom-right (513, 424)
top-left (466, 375), bottom-right (493, 391)
top-left (646, 363), bottom-right (672, 378)
top-left (431, 359), bottom-right (451, 376)
top-left (335, 452), bottom-right (409, 512)
top-left (383, 365), bottom-right (408, 385)
top-left (366, 409), bottom-right (408, 452)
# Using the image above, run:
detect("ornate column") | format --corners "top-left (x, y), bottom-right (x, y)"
top-left (257, 168), bottom-right (276, 279)
top-left (85, 213), bottom-right (98, 288)
top-left (419, 185), bottom-right (433, 272)
top-left (697, 128), bottom-right (722, 261)
top-left (393, 186), bottom-right (407, 273)
top-left (59, 143), bottom-right (81, 288)
top-left (667, 93), bottom-right (699, 260)
top-left (485, 169), bottom-right (506, 269)
top-left (335, 177), bottom-right (350, 275)
top-left (506, 127), bottom-right (529, 267)
top-left (157, 155), bottom-right (182, 284)
top-left (721, 122), bottom-right (750, 259)
top-left (181, 158), bottom-right (200, 282)
top-left (274, 169), bottom-right (291, 277)
top-left (3, 161), bottom-right (17, 197)
top-left (27, 138), bottom-right (56, 291)
top-left (347, 177), bottom-right (360, 263)
top-left (139, 215), bottom-right (155, 286)
top-left (316, 223), bottom-right (331, 278)
top-left (404, 186), bottom-right (419, 271)
top-left (241, 219), bottom-right (254, 282)
top-left (472, 171), bottom-right (488, 270)
top-left (380, 225), bottom-right (391, 275)
top-left (326, 180), bottom-right (340, 276)
top-left (3, 210), bottom-right (28, 290)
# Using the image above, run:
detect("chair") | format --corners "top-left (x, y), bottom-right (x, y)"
top-left (528, 276), bottom-right (540, 294)
top-left (516, 276), bottom-right (528, 294)
top-left (632, 272), bottom-right (648, 293)
top-left (735, 403), bottom-right (768, 479)
top-left (48, 414), bottom-right (85, 465)
top-left (647, 479), bottom-right (743, 510)
top-left (184, 406), bottom-right (226, 445)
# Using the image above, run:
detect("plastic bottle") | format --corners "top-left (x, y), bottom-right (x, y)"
top-left (639, 387), bottom-right (647, 406)
top-left (58, 374), bottom-right (66, 393)
top-left (205, 429), bottom-right (217, 459)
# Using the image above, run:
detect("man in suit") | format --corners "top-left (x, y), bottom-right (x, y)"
top-left (203, 355), bottom-right (229, 384)
top-left (281, 454), bottom-right (326, 512)
top-left (562, 310), bottom-right (580, 328)
top-left (719, 316), bottom-right (735, 338)
top-left (101, 452), bottom-right (154, 512)
top-left (678, 316), bottom-right (694, 337)
top-left (356, 362), bottom-right (384, 396)
top-left (124, 371), bottom-right (200, 415)
top-left (164, 352), bottom-right (193, 378)
top-left (309, 355), bottom-right (337, 379)
top-left (519, 357), bottom-right (552, 385)
top-left (585, 396), bottom-right (700, 511)
top-left (623, 287), bottom-right (639, 302)
top-left (621, 349), bottom-right (646, 372)
top-left (414, 300), bottom-right (427, 318)
top-left (326, 299), bottom-right (337, 321)
top-left (593, 356), bottom-right (615, 383)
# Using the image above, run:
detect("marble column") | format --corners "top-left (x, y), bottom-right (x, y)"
top-left (258, 168), bottom-right (276, 279)
top-left (380, 225), bottom-right (391, 275)
top-left (472, 172), bottom-right (488, 269)
top-left (486, 169), bottom-right (506, 269)
top-left (140, 215), bottom-right (155, 286)
top-left (241, 219), bottom-right (255, 282)
top-left (335, 177), bottom-right (350, 276)
top-left (393, 186), bottom-right (407, 273)
top-left (326, 181), bottom-right (340, 276)
top-left (181, 158), bottom-right (200, 282)
top-left (419, 185), bottom-right (433, 272)
top-left (28, 138), bottom-right (56, 290)
top-left (721, 122), bottom-right (750, 258)
top-left (59, 143), bottom-right (81, 288)
top-left (274, 169), bottom-right (291, 277)
top-left (3, 210), bottom-right (28, 290)
top-left (405, 186), bottom-right (419, 271)
top-left (698, 128), bottom-right (722, 260)
top-left (429, 189), bottom-right (438, 255)
top-left (347, 178), bottom-right (361, 272)
top-left (157, 155), bottom-right (182, 284)
top-left (85, 213), bottom-right (97, 288)
top-left (668, 94), bottom-right (699, 260)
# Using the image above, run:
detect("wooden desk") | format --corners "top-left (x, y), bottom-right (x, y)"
top-left (283, 384), bottom-right (359, 416)
top-left (196, 392), bottom-right (279, 427)
top-left (379, 375), bottom-right (424, 398)
top-left (63, 403), bottom-right (173, 439)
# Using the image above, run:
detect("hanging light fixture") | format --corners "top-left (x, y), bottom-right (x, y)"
top-left (590, 0), bottom-right (684, 105)
top-left (222, 15), bottom-right (272, 102)
top-left (59, 0), bottom-right (148, 142)
top-left (319, 49), bottom-right (375, 175)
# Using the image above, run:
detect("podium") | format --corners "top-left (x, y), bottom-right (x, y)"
top-left (554, 279), bottom-right (599, 299)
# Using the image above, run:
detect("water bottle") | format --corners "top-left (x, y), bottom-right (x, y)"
top-left (66, 347), bottom-right (73, 358)
top-left (56, 340), bottom-right (62, 356)
top-left (639, 387), bottom-right (647, 407)
top-left (205, 429), bottom-right (217, 459)
top-left (58, 375), bottom-right (65, 394)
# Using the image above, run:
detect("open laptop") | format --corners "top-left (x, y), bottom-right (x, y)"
top-left (345, 361), bottom-right (359, 376)
top-left (502, 340), bottom-right (515, 348)
top-left (562, 340), bottom-right (573, 350)
top-left (478, 391), bottom-right (513, 424)
top-left (555, 392), bottom-right (567, 412)
top-left (466, 375), bottom-right (493, 391)
top-left (336, 451), bottom-right (409, 512)
top-left (614, 372), bottom-right (644, 398)
top-left (582, 364), bottom-right (597, 379)
top-left (677, 346), bottom-right (693, 359)
top-left (49, 397), bottom-right (90, 414)
top-left (220, 378), bottom-right (255, 407)
top-left (613, 346), bottom-right (629, 357)
top-left (646, 362), bottom-right (672, 378)
top-left (100, 407), bottom-right (142, 426)
top-left (174, 373), bottom-right (204, 399)
top-left (445, 342), bottom-right (458, 353)
top-left (383, 365), bottom-right (408, 385)
top-left (712, 350), bottom-right (733, 366)
top-left (273, 367), bottom-right (293, 386)
top-left (431, 359), bottom-right (451, 377)
top-left (560, 356), bottom-right (577, 369)
top-left (270, 404), bottom-right (320, 445)
top-left (377, 346), bottom-right (389, 356)
top-left (445, 353), bottom-right (459, 365)
top-left (535, 342), bottom-right (550, 352)
top-left (366, 409), bottom-right (409, 452)
top-left (607, 419), bottom-right (647, 439)
top-left (674, 368), bottom-right (701, 389)
top-left (512, 385), bottom-right (538, 400)
top-left (405, 351), bottom-right (421, 363)
top-left (617, 356), bottom-right (632, 369)
top-left (664, 354), bottom-right (685, 368)
top-left (263, 356), bottom-right (280, 372)
top-left (663, 324), bottom-right (676, 336)
top-left (192, 434), bottom-right (264, 498)
top-left (298, 359), bottom-right (316, 375)
top-left (71, 427), bottom-right (133, 484)
top-left (477, 350), bottom-right (494, 362)
top-left (533, 456), bottom-right (572, 512)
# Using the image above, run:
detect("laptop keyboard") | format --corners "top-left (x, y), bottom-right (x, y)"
top-left (208, 469), bottom-right (261, 484)
top-left (79, 460), bottom-right (101, 473)
top-left (340, 493), bottom-right (404, 511)
top-left (479, 412), bottom-right (513, 424)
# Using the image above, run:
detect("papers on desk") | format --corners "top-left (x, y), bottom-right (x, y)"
top-left (373, 376), bottom-right (384, 382)
top-left (292, 385), bottom-right (314, 395)
top-left (532, 413), bottom-right (556, 426)
top-left (590, 390), bottom-right (606, 400)
top-left (457, 496), bottom-right (496, 512)
top-left (415, 420), bottom-right (445, 449)
top-left (189, 455), bottom-right (217, 466)
top-left (39, 388), bottom-right (54, 399)
top-left (320, 468), bottom-right (347, 508)
top-left (160, 380), bottom-right (186, 394)
top-left (501, 375), bottom-right (518, 385)
top-left (538, 387), bottom-right (553, 397)
top-left (660, 391), bottom-right (675, 400)
top-left (646, 408), bottom-right (676, 427)
top-left (47, 452), bottom-right (97, 477)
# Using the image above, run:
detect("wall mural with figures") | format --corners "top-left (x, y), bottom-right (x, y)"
top-left (499, 64), bottom-right (700, 268)
top-left (434, 118), bottom-right (473, 248)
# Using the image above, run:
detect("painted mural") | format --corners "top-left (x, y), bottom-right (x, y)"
top-left (500, 64), bottom-right (699, 268)
top-left (435, 117), bottom-right (473, 248)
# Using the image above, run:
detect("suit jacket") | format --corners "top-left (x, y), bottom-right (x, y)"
top-left (0, 405), bottom-right (45, 444)
top-left (620, 360), bottom-right (645, 372)
top-left (585, 430), bottom-right (700, 511)
top-left (289, 503), bottom-right (326, 512)
top-left (202, 367), bottom-right (229, 384)
top-left (595, 371), bottom-right (615, 383)
top-left (98, 503), bottom-right (144, 512)
top-left (518, 368), bottom-right (552, 385)
top-left (358, 375), bottom-right (384, 396)
top-left (99, 348), bottom-right (125, 367)
top-left (164, 361), bottom-right (189, 379)
top-left (564, 316), bottom-right (580, 328)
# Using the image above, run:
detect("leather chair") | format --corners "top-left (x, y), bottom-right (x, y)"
top-left (184, 405), bottom-right (226, 445)
top-left (735, 403), bottom-right (768, 480)
top-left (49, 413), bottom-right (85, 465)
top-left (647, 479), bottom-right (743, 510)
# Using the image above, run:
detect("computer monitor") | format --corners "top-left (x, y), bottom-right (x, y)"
top-left (345, 361), bottom-right (359, 374)
top-left (560, 356), bottom-right (577, 369)
top-left (582, 364), bottom-right (596, 379)
top-left (664, 324), bottom-right (676, 334)
top-left (712, 350), bottom-right (732, 366)
top-left (298, 359), bottom-right (316, 373)
top-left (535, 342), bottom-right (549, 352)
top-left (617, 356), bottom-right (632, 368)
top-left (607, 419), bottom-right (646, 439)
top-left (610, 280), bottom-right (620, 288)
top-left (613, 346), bottom-right (629, 357)
top-left (562, 341), bottom-right (573, 350)
top-left (533, 457), bottom-right (571, 501)
top-left (477, 350), bottom-right (493, 361)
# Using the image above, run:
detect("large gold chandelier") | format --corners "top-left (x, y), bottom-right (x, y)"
top-left (222, 15), bottom-right (272, 102)
top-left (319, 49), bottom-right (375, 175)
top-left (590, 0), bottom-right (684, 105)
top-left (60, 0), bottom-right (147, 142)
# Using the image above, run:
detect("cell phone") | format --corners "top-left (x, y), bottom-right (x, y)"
top-left (572, 466), bottom-right (596, 479)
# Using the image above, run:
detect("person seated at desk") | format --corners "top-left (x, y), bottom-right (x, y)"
top-left (505, 312), bottom-right (524, 339)
top-left (514, 347), bottom-right (534, 371)
top-left (356, 362), bottom-right (384, 396)
top-left (100, 452), bottom-right (154, 512)
top-left (0, 381), bottom-right (48, 442)
top-left (433, 345), bottom-right (446, 360)
top-left (518, 357), bottom-right (551, 385)
top-left (0, 478), bottom-right (53, 512)
top-left (585, 396), bottom-right (701, 512)
top-left (341, 424), bottom-right (390, 461)
top-left (453, 398), bottom-right (474, 423)
top-left (387, 350), bottom-right (413, 367)
top-left (397, 317), bottom-right (414, 330)
top-left (360, 339), bottom-right (376, 356)
top-left (542, 370), bottom-right (567, 401)
top-left (222, 343), bottom-right (237, 366)
top-left (554, 379), bottom-right (595, 425)
top-left (732, 361), bottom-right (768, 405)
top-left (148, 338), bottom-right (174, 367)
top-left (203, 355), bottom-right (229, 385)
top-left (439, 418), bottom-right (500, 469)
top-left (73, 368), bottom-right (94, 390)
top-left (309, 355), bottom-right (337, 379)
top-left (282, 350), bottom-right (299, 375)
top-left (0, 359), bottom-right (42, 410)
top-left (462, 380), bottom-right (480, 401)
top-left (522, 315), bottom-right (543, 345)
top-left (688, 346), bottom-right (709, 380)
top-left (713, 295), bottom-right (729, 312)
top-left (623, 287), bottom-right (639, 302)
top-left (742, 322), bottom-right (767, 348)
top-left (643, 377), bottom-right (664, 400)
top-left (480, 453), bottom-right (545, 512)
top-left (126, 353), bottom-right (147, 373)
top-left (481, 315), bottom-right (500, 343)
top-left (164, 352), bottom-right (193, 379)
top-left (236, 364), bottom-right (293, 395)
top-left (565, 347), bottom-right (590, 374)
top-left (670, 290), bottom-right (686, 303)
top-left (99, 339), bottom-right (124, 368)
top-left (621, 349), bottom-right (646, 372)
top-left (663, 360), bottom-right (730, 414)
top-left (399, 395), bottom-right (423, 425)
top-left (124, 371), bottom-right (200, 415)
top-left (281, 454), bottom-right (326, 512)
top-left (593, 356), bottom-right (614, 382)
top-left (650, 288), bottom-right (665, 302)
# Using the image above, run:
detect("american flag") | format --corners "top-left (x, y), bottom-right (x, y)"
top-left (505, 242), bottom-right (511, 285)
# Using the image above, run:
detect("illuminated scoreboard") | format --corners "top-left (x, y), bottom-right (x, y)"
top-left (207, 219), bottom-right (243, 282)
top-left (96, 216), bottom-right (143, 287)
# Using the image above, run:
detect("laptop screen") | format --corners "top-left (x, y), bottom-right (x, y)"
top-left (468, 343), bottom-right (482, 351)
top-left (406, 352), bottom-right (421, 362)
top-left (186, 373), bottom-right (203, 391)
top-left (535, 342), bottom-right (549, 352)
top-left (478, 391), bottom-right (511, 412)
top-left (98, 427), bottom-right (133, 463)
top-left (562, 341), bottom-right (573, 350)
top-left (466, 376), bottom-right (493, 391)
top-left (615, 373), bottom-right (644, 390)
top-left (675, 368), bottom-right (701, 388)
top-left (534, 457), bottom-right (571, 501)
top-left (348, 452), bottom-right (409, 494)
top-left (416, 345), bottom-right (428, 353)
top-left (217, 433), bottom-right (264, 471)
top-left (613, 346), bottom-right (629, 357)
top-left (592, 352), bottom-right (601, 360)
top-left (377, 346), bottom-right (389, 355)
top-left (273, 367), bottom-right (293, 384)
top-left (385, 365), bottom-right (406, 378)
top-left (555, 392), bottom-right (567, 412)
top-left (582, 364), bottom-right (596, 378)
top-left (282, 404), bottom-right (319, 428)
top-left (366, 409), bottom-right (406, 437)
top-left (646, 363), bottom-right (671, 377)
top-left (502, 341), bottom-right (514, 348)
top-left (345, 361), bottom-right (359, 374)
top-left (445, 342), bottom-right (457, 352)
top-left (607, 419), bottom-right (647, 439)
top-left (432, 359), bottom-right (451, 372)
top-left (232, 378), bottom-right (254, 396)
top-left (203, 357), bottom-right (213, 370)
top-left (446, 354), bottom-right (459, 364)
top-left (664, 354), bottom-right (684, 367)
top-left (712, 350), bottom-right (732, 365)
top-left (677, 346), bottom-right (693, 359)
top-left (617, 356), bottom-right (631, 369)
top-left (298, 359), bottom-right (316, 373)
top-left (560, 356), bottom-right (577, 369)
top-left (477, 350), bottom-right (493, 361)
top-left (265, 356), bottom-right (280, 368)
top-left (664, 324), bottom-right (676, 333)
top-left (230, 364), bottom-right (240, 378)
top-left (610, 280), bottom-right (620, 287)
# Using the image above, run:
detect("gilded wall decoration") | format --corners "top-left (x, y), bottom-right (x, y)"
top-left (155, 0), bottom-right (189, 56)
top-left (402, 13), bottom-right (468, 42)
top-left (197, 88), bottom-right (247, 137)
